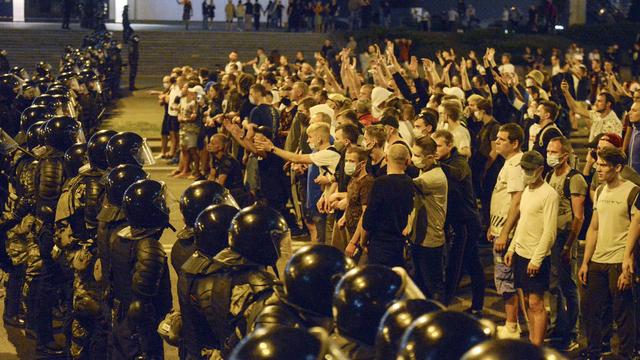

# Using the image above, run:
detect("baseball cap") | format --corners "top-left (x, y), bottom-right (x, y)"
top-left (587, 132), bottom-right (623, 148)
top-left (518, 150), bottom-right (545, 170)
top-left (443, 86), bottom-right (465, 102)
top-left (188, 85), bottom-right (205, 96)
top-left (379, 115), bottom-right (399, 129)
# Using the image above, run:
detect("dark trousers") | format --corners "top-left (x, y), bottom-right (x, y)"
top-left (367, 235), bottom-right (405, 268)
top-left (581, 262), bottom-right (636, 357)
top-left (112, 315), bottom-right (164, 360)
top-left (549, 230), bottom-right (579, 341)
top-left (4, 265), bottom-right (24, 318)
top-left (129, 65), bottom-right (137, 90)
top-left (28, 273), bottom-right (57, 345)
top-left (444, 220), bottom-right (486, 310)
top-left (411, 244), bottom-right (444, 301)
top-left (62, 11), bottom-right (71, 28)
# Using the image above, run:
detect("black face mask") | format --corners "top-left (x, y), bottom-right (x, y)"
top-left (298, 112), bottom-right (309, 126)
top-left (532, 114), bottom-right (541, 123)
top-left (281, 97), bottom-right (291, 107)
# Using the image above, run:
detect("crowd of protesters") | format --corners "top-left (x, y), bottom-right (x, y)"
top-left (150, 35), bottom-right (640, 358)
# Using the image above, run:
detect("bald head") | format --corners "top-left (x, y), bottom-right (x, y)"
top-left (387, 143), bottom-right (410, 165)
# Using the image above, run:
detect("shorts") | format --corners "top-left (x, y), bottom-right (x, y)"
top-left (513, 252), bottom-right (550, 294)
top-left (493, 248), bottom-right (516, 295)
top-left (162, 115), bottom-right (179, 135)
top-left (179, 128), bottom-right (198, 149)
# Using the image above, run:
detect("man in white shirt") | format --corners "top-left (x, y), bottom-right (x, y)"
top-left (505, 150), bottom-right (559, 346)
top-left (225, 50), bottom-right (243, 74)
top-left (489, 123), bottom-right (525, 339)
top-left (442, 99), bottom-right (471, 157)
top-left (562, 82), bottom-right (621, 141)
top-left (580, 147), bottom-right (639, 359)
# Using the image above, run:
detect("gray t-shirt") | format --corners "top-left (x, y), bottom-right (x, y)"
top-left (592, 180), bottom-right (640, 264)
top-left (412, 166), bottom-right (448, 248)
top-left (547, 169), bottom-right (588, 230)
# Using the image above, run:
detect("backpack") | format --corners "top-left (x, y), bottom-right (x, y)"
top-left (318, 146), bottom-right (342, 177)
top-left (536, 123), bottom-right (562, 149)
top-left (545, 168), bottom-right (584, 201)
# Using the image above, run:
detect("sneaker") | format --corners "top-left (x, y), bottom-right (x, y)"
top-left (463, 307), bottom-right (483, 318)
top-left (558, 339), bottom-right (580, 353)
top-left (497, 324), bottom-right (521, 339)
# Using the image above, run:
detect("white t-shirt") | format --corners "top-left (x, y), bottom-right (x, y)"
top-left (592, 180), bottom-right (640, 264)
top-left (528, 123), bottom-right (541, 151)
top-left (225, 60), bottom-right (243, 74)
top-left (508, 181), bottom-right (559, 266)
top-left (309, 147), bottom-right (341, 178)
top-left (449, 124), bottom-right (471, 153)
top-left (398, 121), bottom-right (415, 147)
top-left (490, 152), bottom-right (525, 237)
top-left (167, 85), bottom-right (182, 117)
top-left (588, 110), bottom-right (622, 142)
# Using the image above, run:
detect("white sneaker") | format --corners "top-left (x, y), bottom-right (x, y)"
top-left (497, 324), bottom-right (521, 339)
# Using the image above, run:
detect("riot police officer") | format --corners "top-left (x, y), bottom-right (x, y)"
top-left (253, 245), bottom-right (355, 331)
top-left (0, 73), bottom-right (22, 138)
top-left (110, 179), bottom-right (173, 359)
top-left (28, 115), bottom-right (80, 357)
top-left (461, 339), bottom-right (565, 360)
top-left (105, 131), bottom-right (154, 168)
top-left (179, 204), bottom-right (290, 358)
top-left (63, 143), bottom-right (88, 178)
top-left (128, 34), bottom-right (139, 91)
top-left (331, 265), bottom-right (404, 359)
top-left (177, 204), bottom-right (239, 358)
top-left (18, 105), bottom-right (54, 144)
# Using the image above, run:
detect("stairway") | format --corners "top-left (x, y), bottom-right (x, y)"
top-left (0, 28), bottom-right (327, 77)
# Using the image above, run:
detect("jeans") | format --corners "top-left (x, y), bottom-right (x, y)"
top-left (549, 230), bottom-right (579, 341)
top-left (367, 235), bottom-right (405, 268)
top-left (581, 262), bottom-right (635, 358)
top-left (444, 219), bottom-right (486, 310)
top-left (411, 245), bottom-right (444, 301)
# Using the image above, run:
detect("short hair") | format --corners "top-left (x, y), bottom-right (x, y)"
top-left (263, 72), bottom-right (277, 85)
top-left (312, 112), bottom-right (332, 125)
top-left (313, 77), bottom-right (326, 88)
top-left (309, 85), bottom-right (322, 96)
top-left (599, 92), bottom-right (616, 108)
top-left (237, 73), bottom-right (255, 94)
top-left (442, 99), bottom-right (462, 121)
top-left (387, 143), bottom-right (410, 164)
top-left (418, 108), bottom-right (439, 131)
top-left (597, 147), bottom-right (627, 167)
top-left (382, 107), bottom-right (401, 120)
top-left (306, 122), bottom-right (331, 139)
top-left (346, 146), bottom-right (369, 162)
top-left (356, 99), bottom-right (371, 114)
top-left (476, 98), bottom-right (492, 114)
top-left (365, 125), bottom-right (387, 147)
top-left (467, 94), bottom-right (485, 105)
top-left (336, 123), bottom-right (359, 144)
top-left (549, 136), bottom-right (573, 154)
top-left (199, 68), bottom-right (210, 79)
top-left (292, 81), bottom-right (309, 95)
top-left (298, 97), bottom-right (317, 111)
top-left (337, 109), bottom-right (358, 124)
top-left (415, 136), bottom-right (437, 156)
top-left (250, 83), bottom-right (268, 97)
top-left (210, 133), bottom-right (229, 146)
top-left (498, 123), bottom-right (524, 147)
top-left (539, 100), bottom-right (559, 121)
top-left (432, 130), bottom-right (454, 146)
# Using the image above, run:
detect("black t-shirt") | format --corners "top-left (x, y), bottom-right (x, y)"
top-left (250, 103), bottom-right (280, 143)
top-left (533, 122), bottom-right (563, 159)
top-left (440, 149), bottom-right (480, 223)
top-left (362, 174), bottom-right (414, 239)
top-left (211, 153), bottom-right (244, 191)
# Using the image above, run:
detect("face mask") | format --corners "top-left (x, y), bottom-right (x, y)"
top-left (249, 95), bottom-right (256, 105)
top-left (344, 161), bottom-right (357, 176)
top-left (308, 139), bottom-right (318, 151)
top-left (412, 155), bottom-right (426, 169)
top-left (474, 110), bottom-right (483, 120)
top-left (281, 97), bottom-right (291, 107)
top-left (546, 154), bottom-right (563, 168)
top-left (522, 169), bottom-right (538, 185)
top-left (532, 114), bottom-right (541, 123)
top-left (334, 141), bottom-right (345, 152)
top-left (162, 83), bottom-right (170, 90)
top-left (413, 127), bottom-right (424, 138)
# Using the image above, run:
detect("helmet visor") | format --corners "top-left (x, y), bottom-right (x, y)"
top-left (0, 129), bottom-right (18, 155)
top-left (308, 327), bottom-right (350, 360)
top-left (221, 190), bottom-right (240, 209)
top-left (76, 126), bottom-right (86, 144)
top-left (134, 138), bottom-right (156, 166)
top-left (274, 230), bottom-right (292, 280)
top-left (392, 266), bottom-right (426, 300)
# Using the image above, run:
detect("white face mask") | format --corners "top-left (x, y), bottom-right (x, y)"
top-left (474, 110), bottom-right (483, 120)
top-left (162, 83), bottom-right (170, 90)
top-left (412, 155), bottom-right (426, 169)
top-left (249, 95), bottom-right (256, 105)
top-left (522, 169), bottom-right (538, 185)
top-left (546, 154), bottom-right (563, 168)
top-left (344, 161), bottom-right (357, 176)
top-left (413, 127), bottom-right (424, 138)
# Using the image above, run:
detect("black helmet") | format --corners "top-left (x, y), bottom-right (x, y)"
top-left (20, 105), bottom-right (54, 131)
top-left (194, 204), bottom-right (239, 256)
top-left (283, 245), bottom-right (355, 317)
top-left (179, 180), bottom-right (239, 228)
top-left (9, 66), bottom-right (28, 80)
top-left (229, 326), bottom-right (322, 360)
top-left (333, 265), bottom-right (403, 346)
top-left (64, 143), bottom-right (88, 178)
top-left (42, 115), bottom-right (80, 152)
top-left (32, 94), bottom-right (58, 112)
top-left (78, 69), bottom-right (98, 84)
top-left (106, 164), bottom-right (148, 206)
top-left (105, 131), bottom-right (153, 167)
top-left (228, 205), bottom-right (289, 267)
top-left (26, 121), bottom-right (46, 150)
top-left (36, 77), bottom-right (52, 93)
top-left (46, 83), bottom-right (70, 96)
top-left (461, 339), bottom-right (565, 360)
top-left (0, 73), bottom-right (20, 100)
top-left (398, 311), bottom-right (494, 360)
top-left (50, 94), bottom-right (76, 118)
top-left (375, 299), bottom-right (445, 360)
top-left (87, 129), bottom-right (117, 171)
top-left (35, 61), bottom-right (52, 77)
top-left (122, 179), bottom-right (171, 229)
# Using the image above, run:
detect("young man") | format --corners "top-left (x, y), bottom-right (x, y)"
top-left (505, 150), bottom-right (559, 346)
top-left (441, 99), bottom-right (471, 157)
top-left (531, 100), bottom-right (563, 161)
top-left (406, 136), bottom-right (447, 300)
top-left (562, 81), bottom-right (621, 142)
top-left (361, 143), bottom-right (414, 267)
top-left (580, 147), bottom-right (639, 359)
top-left (207, 134), bottom-right (246, 201)
top-left (432, 130), bottom-right (485, 313)
top-left (489, 123), bottom-right (525, 339)
top-left (412, 108), bottom-right (438, 140)
top-left (544, 137), bottom-right (586, 351)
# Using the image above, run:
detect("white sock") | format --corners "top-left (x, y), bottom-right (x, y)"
top-left (505, 321), bottom-right (518, 332)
